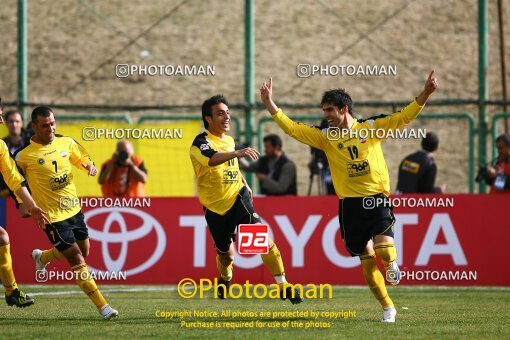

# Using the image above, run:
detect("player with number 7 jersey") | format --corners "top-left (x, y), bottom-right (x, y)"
top-left (14, 106), bottom-right (118, 320)
top-left (15, 133), bottom-right (91, 223)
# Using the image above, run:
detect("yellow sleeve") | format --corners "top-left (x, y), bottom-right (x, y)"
top-left (373, 100), bottom-right (424, 132)
top-left (0, 141), bottom-right (25, 194)
top-left (272, 109), bottom-right (327, 150)
top-left (190, 145), bottom-right (212, 167)
top-left (69, 138), bottom-right (94, 171)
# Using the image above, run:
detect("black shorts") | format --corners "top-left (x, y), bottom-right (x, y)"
top-left (204, 187), bottom-right (262, 253)
top-left (339, 193), bottom-right (395, 257)
top-left (44, 211), bottom-right (89, 252)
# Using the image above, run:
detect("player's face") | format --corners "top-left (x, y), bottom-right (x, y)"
top-left (496, 140), bottom-right (510, 159)
top-left (207, 103), bottom-right (231, 135)
top-left (33, 113), bottom-right (56, 144)
top-left (322, 103), bottom-right (347, 128)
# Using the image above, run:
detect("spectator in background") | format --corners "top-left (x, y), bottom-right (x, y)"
top-left (308, 119), bottom-right (335, 195)
top-left (0, 110), bottom-right (32, 197)
top-left (98, 140), bottom-right (147, 197)
top-left (240, 134), bottom-right (297, 195)
top-left (396, 132), bottom-right (445, 193)
top-left (487, 134), bottom-right (510, 193)
top-left (2, 110), bottom-right (30, 155)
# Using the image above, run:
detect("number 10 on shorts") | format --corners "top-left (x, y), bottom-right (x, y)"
top-left (238, 224), bottom-right (269, 254)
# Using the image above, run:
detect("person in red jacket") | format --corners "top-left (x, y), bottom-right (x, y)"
top-left (98, 140), bottom-right (147, 197)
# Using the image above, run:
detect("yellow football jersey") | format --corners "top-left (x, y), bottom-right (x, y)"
top-left (272, 100), bottom-right (424, 198)
top-left (15, 135), bottom-right (94, 223)
top-left (190, 131), bottom-right (243, 215)
top-left (0, 140), bottom-right (25, 193)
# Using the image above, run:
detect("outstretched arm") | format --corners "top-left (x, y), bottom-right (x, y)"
top-left (208, 148), bottom-right (260, 167)
top-left (374, 70), bottom-right (439, 133)
top-left (260, 77), bottom-right (326, 150)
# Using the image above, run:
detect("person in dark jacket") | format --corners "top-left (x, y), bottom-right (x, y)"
top-left (241, 134), bottom-right (297, 195)
top-left (396, 132), bottom-right (445, 193)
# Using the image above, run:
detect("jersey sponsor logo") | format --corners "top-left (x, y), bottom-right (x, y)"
top-left (49, 173), bottom-right (71, 191)
top-left (401, 160), bottom-right (420, 174)
top-left (199, 144), bottom-right (210, 151)
top-left (347, 159), bottom-right (370, 177)
top-left (38, 158), bottom-right (45, 165)
top-left (43, 150), bottom-right (56, 156)
top-left (222, 169), bottom-right (239, 184)
top-left (84, 208), bottom-right (166, 276)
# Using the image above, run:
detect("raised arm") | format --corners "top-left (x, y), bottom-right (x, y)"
top-left (416, 70), bottom-right (438, 106)
top-left (374, 70), bottom-right (438, 133)
top-left (260, 78), bottom-right (326, 150)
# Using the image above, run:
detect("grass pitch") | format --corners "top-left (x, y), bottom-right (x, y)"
top-left (0, 285), bottom-right (508, 339)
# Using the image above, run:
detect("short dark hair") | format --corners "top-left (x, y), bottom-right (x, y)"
top-left (421, 132), bottom-right (439, 152)
top-left (31, 106), bottom-right (53, 123)
top-left (321, 89), bottom-right (353, 115)
top-left (4, 110), bottom-right (23, 122)
top-left (496, 133), bottom-right (510, 147)
top-left (263, 134), bottom-right (282, 148)
top-left (201, 95), bottom-right (228, 129)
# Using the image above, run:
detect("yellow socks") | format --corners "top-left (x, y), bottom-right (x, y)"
top-left (360, 252), bottom-right (393, 308)
top-left (261, 243), bottom-right (287, 285)
top-left (374, 242), bottom-right (397, 267)
top-left (0, 244), bottom-right (18, 296)
top-left (216, 255), bottom-right (233, 281)
top-left (71, 263), bottom-right (107, 309)
top-left (41, 247), bottom-right (65, 264)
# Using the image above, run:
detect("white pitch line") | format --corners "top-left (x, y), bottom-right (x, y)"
top-left (26, 285), bottom-right (510, 297)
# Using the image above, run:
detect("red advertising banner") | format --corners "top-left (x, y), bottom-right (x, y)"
top-left (5, 195), bottom-right (510, 286)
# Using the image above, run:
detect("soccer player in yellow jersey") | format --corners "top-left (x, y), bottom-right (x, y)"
top-left (0, 101), bottom-right (50, 308)
top-left (190, 95), bottom-right (303, 303)
top-left (261, 72), bottom-right (438, 322)
top-left (14, 106), bottom-right (118, 320)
